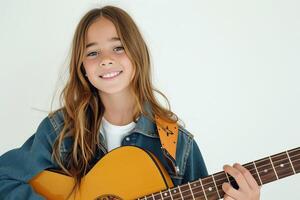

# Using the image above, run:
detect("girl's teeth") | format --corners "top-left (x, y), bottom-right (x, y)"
top-left (102, 71), bottom-right (121, 78)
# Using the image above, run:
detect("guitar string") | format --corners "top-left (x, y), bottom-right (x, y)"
top-left (236, 148), bottom-right (299, 170)
top-left (238, 152), bottom-right (299, 176)
top-left (177, 159), bottom-right (298, 200)
top-left (147, 161), bottom-right (300, 200)
top-left (165, 161), bottom-right (300, 200)
top-left (174, 158), bottom-right (300, 199)
top-left (143, 162), bottom-right (300, 200)
top-left (173, 152), bottom-right (300, 193)
top-left (225, 151), bottom-right (299, 176)
top-left (145, 152), bottom-right (300, 199)
top-left (144, 153), bottom-right (300, 200)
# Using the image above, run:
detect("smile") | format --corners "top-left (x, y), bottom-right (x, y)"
top-left (99, 71), bottom-right (123, 79)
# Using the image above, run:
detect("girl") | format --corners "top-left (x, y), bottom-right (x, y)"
top-left (0, 5), bottom-right (260, 200)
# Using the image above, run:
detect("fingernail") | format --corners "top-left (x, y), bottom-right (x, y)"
top-left (223, 164), bottom-right (229, 170)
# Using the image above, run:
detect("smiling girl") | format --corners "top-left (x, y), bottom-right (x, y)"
top-left (0, 5), bottom-right (260, 200)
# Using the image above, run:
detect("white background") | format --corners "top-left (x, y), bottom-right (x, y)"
top-left (0, 0), bottom-right (299, 199)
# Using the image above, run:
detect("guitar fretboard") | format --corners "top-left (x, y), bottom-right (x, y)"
top-left (138, 147), bottom-right (300, 200)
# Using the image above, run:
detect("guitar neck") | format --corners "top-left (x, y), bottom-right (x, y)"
top-left (142, 147), bottom-right (300, 200)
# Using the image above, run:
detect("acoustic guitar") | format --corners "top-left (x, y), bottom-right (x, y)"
top-left (29, 146), bottom-right (300, 200)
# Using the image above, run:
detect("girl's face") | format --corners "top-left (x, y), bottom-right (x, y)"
top-left (83, 17), bottom-right (135, 96)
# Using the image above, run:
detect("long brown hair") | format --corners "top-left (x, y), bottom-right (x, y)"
top-left (50, 5), bottom-right (179, 197)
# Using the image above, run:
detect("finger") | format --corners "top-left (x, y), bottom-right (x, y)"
top-left (233, 163), bottom-right (260, 190)
top-left (223, 194), bottom-right (235, 200)
top-left (222, 182), bottom-right (241, 199)
top-left (223, 164), bottom-right (250, 191)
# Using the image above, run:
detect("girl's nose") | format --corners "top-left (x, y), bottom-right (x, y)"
top-left (99, 60), bottom-right (113, 66)
top-left (98, 52), bottom-right (114, 67)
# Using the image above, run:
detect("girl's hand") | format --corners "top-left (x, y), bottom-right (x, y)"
top-left (222, 163), bottom-right (261, 200)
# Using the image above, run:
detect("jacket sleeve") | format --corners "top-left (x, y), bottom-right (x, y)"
top-left (0, 117), bottom-right (56, 200)
top-left (182, 139), bottom-right (209, 183)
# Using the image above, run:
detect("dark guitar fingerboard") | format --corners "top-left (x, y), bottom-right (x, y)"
top-left (139, 147), bottom-right (300, 200)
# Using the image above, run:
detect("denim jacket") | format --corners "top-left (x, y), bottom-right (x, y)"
top-left (0, 107), bottom-right (208, 199)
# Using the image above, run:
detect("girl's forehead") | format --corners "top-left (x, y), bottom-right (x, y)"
top-left (85, 36), bottom-right (121, 50)
top-left (86, 18), bottom-right (119, 43)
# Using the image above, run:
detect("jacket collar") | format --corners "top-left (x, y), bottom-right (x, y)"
top-left (50, 102), bottom-right (159, 138)
top-left (130, 101), bottom-right (159, 138)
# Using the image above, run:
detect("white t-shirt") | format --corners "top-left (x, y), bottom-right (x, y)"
top-left (100, 117), bottom-right (136, 152)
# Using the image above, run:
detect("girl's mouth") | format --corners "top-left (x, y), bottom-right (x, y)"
top-left (99, 71), bottom-right (123, 79)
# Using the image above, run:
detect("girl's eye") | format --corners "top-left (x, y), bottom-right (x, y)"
top-left (87, 51), bottom-right (98, 57)
top-left (86, 46), bottom-right (124, 58)
top-left (114, 46), bottom-right (124, 52)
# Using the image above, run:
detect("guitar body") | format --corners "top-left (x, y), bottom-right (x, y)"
top-left (29, 145), bottom-right (300, 200)
top-left (29, 146), bottom-right (173, 200)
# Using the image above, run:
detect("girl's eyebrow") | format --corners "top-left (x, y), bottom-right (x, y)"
top-left (86, 37), bottom-right (121, 48)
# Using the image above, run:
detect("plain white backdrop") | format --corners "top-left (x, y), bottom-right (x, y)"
top-left (0, 0), bottom-right (299, 199)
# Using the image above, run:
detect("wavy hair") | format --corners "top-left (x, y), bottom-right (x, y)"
top-left (49, 5), bottom-right (179, 198)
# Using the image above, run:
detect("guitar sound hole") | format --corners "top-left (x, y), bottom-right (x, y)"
top-left (95, 194), bottom-right (123, 200)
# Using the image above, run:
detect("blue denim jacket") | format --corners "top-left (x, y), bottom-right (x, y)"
top-left (0, 108), bottom-right (208, 199)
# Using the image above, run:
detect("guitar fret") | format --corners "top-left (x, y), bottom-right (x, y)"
top-left (168, 188), bottom-right (174, 200)
top-left (252, 161), bottom-right (263, 185)
top-left (201, 175), bottom-right (220, 199)
top-left (271, 152), bottom-right (294, 179)
top-left (288, 147), bottom-right (300, 173)
top-left (160, 191), bottom-right (164, 199)
top-left (269, 156), bottom-right (279, 180)
top-left (199, 179), bottom-right (208, 200)
top-left (187, 182), bottom-right (195, 200)
top-left (286, 150), bottom-right (296, 174)
top-left (170, 187), bottom-right (182, 200)
top-left (152, 194), bottom-right (155, 200)
top-left (161, 189), bottom-right (172, 200)
top-left (144, 196), bottom-right (149, 200)
top-left (153, 193), bottom-right (162, 200)
top-left (212, 174), bottom-right (221, 199)
top-left (213, 172), bottom-right (227, 198)
top-left (185, 180), bottom-right (204, 199)
top-left (255, 157), bottom-right (277, 184)
top-left (179, 184), bottom-right (193, 199)
top-left (177, 186), bottom-right (184, 200)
